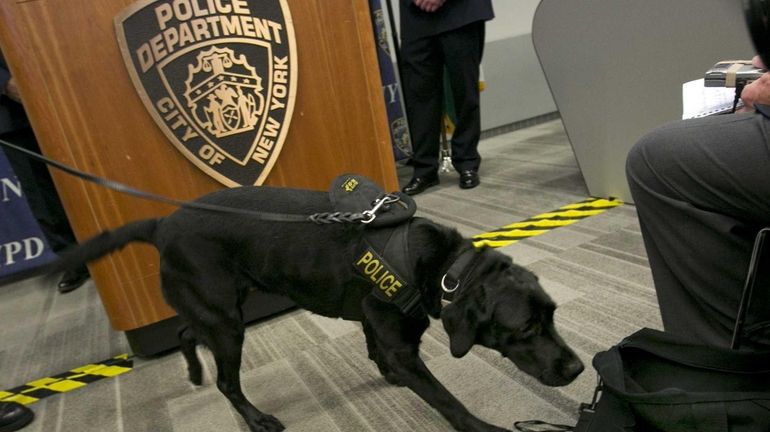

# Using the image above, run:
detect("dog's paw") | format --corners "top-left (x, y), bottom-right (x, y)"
top-left (373, 362), bottom-right (405, 387)
top-left (383, 372), bottom-right (406, 387)
top-left (248, 414), bottom-right (285, 432)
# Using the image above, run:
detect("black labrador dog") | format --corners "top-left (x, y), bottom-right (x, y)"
top-left (55, 179), bottom-right (583, 432)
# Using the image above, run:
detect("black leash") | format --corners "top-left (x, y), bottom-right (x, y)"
top-left (513, 375), bottom-right (604, 432)
top-left (0, 138), bottom-right (394, 225)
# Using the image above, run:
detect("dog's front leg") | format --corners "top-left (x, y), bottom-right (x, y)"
top-left (362, 297), bottom-right (510, 432)
top-left (363, 318), bottom-right (404, 386)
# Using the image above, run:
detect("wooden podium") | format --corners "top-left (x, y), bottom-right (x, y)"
top-left (0, 0), bottom-right (398, 355)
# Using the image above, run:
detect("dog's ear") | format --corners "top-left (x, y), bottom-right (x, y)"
top-left (441, 301), bottom-right (476, 357)
top-left (441, 288), bottom-right (489, 358)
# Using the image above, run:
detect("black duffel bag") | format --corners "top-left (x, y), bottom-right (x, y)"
top-left (577, 328), bottom-right (770, 432)
top-left (515, 328), bottom-right (770, 432)
top-left (515, 226), bottom-right (770, 432)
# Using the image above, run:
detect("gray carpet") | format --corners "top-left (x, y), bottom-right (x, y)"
top-left (0, 119), bottom-right (661, 431)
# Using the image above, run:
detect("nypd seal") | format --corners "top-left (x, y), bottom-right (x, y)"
top-left (115, 0), bottom-right (297, 186)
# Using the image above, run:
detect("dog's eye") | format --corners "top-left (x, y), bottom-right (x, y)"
top-left (491, 321), bottom-right (539, 342)
top-left (519, 323), bottom-right (541, 339)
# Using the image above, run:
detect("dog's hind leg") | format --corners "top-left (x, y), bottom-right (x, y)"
top-left (178, 325), bottom-right (203, 385)
top-left (161, 264), bottom-right (284, 431)
top-left (362, 297), bottom-right (508, 432)
top-left (178, 310), bottom-right (285, 432)
top-left (205, 320), bottom-right (285, 432)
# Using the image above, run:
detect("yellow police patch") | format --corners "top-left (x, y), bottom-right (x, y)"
top-left (354, 248), bottom-right (406, 298)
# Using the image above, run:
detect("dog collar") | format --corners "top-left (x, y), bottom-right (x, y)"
top-left (440, 247), bottom-right (481, 306)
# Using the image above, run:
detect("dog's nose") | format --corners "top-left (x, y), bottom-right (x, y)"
top-left (564, 357), bottom-right (584, 380)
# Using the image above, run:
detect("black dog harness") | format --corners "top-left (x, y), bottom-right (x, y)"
top-left (354, 223), bottom-right (423, 317)
top-left (325, 174), bottom-right (422, 317)
top-left (330, 174), bottom-right (489, 317)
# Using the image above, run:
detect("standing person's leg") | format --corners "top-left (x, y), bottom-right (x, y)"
top-left (626, 112), bottom-right (770, 349)
top-left (400, 36), bottom-right (444, 195)
top-left (440, 21), bottom-right (484, 188)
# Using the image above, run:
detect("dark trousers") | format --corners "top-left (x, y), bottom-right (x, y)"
top-left (1, 127), bottom-right (77, 252)
top-left (626, 112), bottom-right (770, 349)
top-left (399, 21), bottom-right (485, 178)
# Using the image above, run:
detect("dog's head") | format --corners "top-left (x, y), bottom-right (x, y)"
top-left (440, 250), bottom-right (583, 387)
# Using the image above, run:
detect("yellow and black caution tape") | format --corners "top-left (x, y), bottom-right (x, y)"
top-left (0, 354), bottom-right (133, 405)
top-left (473, 197), bottom-right (623, 249)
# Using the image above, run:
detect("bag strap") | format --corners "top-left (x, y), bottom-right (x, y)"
top-left (513, 420), bottom-right (574, 431)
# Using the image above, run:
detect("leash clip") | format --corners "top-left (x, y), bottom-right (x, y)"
top-left (361, 194), bottom-right (400, 224)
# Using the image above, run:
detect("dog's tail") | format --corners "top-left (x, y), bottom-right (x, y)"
top-left (48, 218), bottom-right (160, 273)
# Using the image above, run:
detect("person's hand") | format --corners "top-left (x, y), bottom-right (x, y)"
top-left (740, 72), bottom-right (770, 110)
top-left (413, 0), bottom-right (445, 12)
top-left (4, 76), bottom-right (21, 103)
top-left (752, 54), bottom-right (767, 70)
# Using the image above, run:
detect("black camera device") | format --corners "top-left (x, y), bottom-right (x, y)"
top-left (704, 60), bottom-right (765, 88)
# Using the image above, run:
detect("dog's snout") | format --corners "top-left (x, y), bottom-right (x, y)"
top-left (531, 353), bottom-right (585, 387)
top-left (564, 357), bottom-right (584, 381)
top-left (539, 355), bottom-right (584, 387)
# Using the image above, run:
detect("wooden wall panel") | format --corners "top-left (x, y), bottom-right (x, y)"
top-left (0, 0), bottom-right (397, 330)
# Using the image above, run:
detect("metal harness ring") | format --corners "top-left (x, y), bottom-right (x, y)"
top-left (441, 274), bottom-right (459, 293)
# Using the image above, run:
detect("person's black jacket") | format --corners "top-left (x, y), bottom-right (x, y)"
top-left (399, 0), bottom-right (494, 41)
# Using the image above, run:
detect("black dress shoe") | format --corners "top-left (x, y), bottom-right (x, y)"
top-left (58, 267), bottom-right (90, 293)
top-left (0, 402), bottom-right (34, 432)
top-left (402, 175), bottom-right (439, 196)
top-left (459, 170), bottom-right (480, 189)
